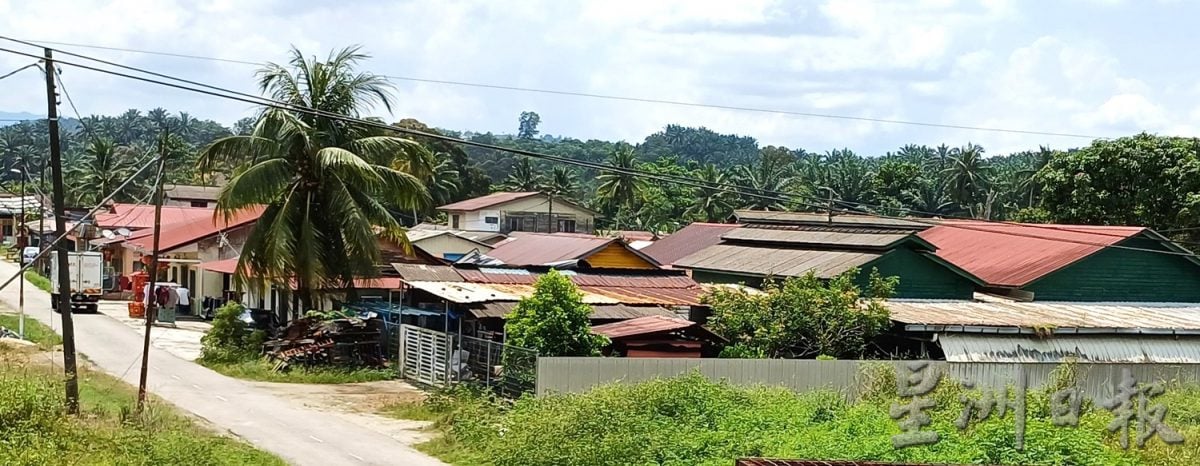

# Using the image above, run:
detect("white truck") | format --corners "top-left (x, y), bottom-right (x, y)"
top-left (49, 251), bottom-right (104, 313)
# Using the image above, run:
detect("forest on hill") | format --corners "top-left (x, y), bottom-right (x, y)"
top-left (2, 108), bottom-right (1199, 241)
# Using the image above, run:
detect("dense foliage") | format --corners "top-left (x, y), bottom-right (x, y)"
top-left (704, 269), bottom-right (895, 359)
top-left (403, 369), bottom-right (1200, 466)
top-left (198, 302), bottom-right (265, 364)
top-left (503, 270), bottom-right (606, 357)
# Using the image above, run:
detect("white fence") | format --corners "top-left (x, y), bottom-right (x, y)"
top-left (536, 358), bottom-right (1200, 400)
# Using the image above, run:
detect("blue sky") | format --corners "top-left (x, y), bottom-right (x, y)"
top-left (1, 0), bottom-right (1196, 155)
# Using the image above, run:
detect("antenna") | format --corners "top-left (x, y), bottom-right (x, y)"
top-left (100, 229), bottom-right (115, 239)
top-left (115, 227), bottom-right (131, 237)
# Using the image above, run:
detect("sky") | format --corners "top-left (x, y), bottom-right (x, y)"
top-left (0, 0), bottom-right (1197, 155)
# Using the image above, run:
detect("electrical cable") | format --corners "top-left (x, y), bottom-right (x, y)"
top-left (0, 62), bottom-right (38, 81)
top-left (0, 41), bottom-right (1194, 259)
top-left (10, 37), bottom-right (1107, 140)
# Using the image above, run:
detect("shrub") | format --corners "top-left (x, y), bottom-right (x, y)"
top-left (199, 302), bottom-right (262, 364)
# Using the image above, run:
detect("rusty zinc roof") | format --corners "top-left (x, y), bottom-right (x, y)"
top-left (721, 224), bottom-right (917, 250)
top-left (470, 302), bottom-right (675, 319)
top-left (675, 243), bottom-right (880, 279)
top-left (888, 298), bottom-right (1200, 334)
top-left (640, 223), bottom-right (742, 266)
top-left (734, 210), bottom-right (930, 230)
top-left (591, 315), bottom-right (697, 338)
top-left (456, 266), bottom-right (696, 288)
top-left (437, 191), bottom-right (540, 211)
top-left (918, 221), bottom-right (1148, 287)
top-left (485, 233), bottom-right (621, 265)
top-left (391, 263), bottom-right (464, 282)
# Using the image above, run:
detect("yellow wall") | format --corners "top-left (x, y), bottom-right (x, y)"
top-left (585, 242), bottom-right (657, 269)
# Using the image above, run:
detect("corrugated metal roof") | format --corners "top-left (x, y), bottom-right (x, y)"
top-left (456, 267), bottom-right (697, 288)
top-left (391, 263), bottom-right (464, 282)
top-left (437, 191), bottom-right (541, 211)
top-left (640, 223), bottom-right (741, 266)
top-left (939, 334), bottom-right (1200, 363)
top-left (889, 299), bottom-right (1200, 332)
top-left (721, 225), bottom-right (912, 249)
top-left (93, 204), bottom-right (216, 230)
top-left (470, 302), bottom-right (675, 319)
top-left (734, 210), bottom-right (929, 230)
top-left (485, 233), bottom-right (615, 265)
top-left (406, 281), bottom-right (523, 304)
top-left (407, 280), bottom-right (704, 306)
top-left (0, 195), bottom-right (41, 215)
top-left (197, 257), bottom-right (240, 274)
top-left (918, 221), bottom-right (1146, 287)
top-left (579, 285), bottom-right (704, 306)
top-left (675, 244), bottom-right (880, 278)
top-left (125, 206), bottom-right (265, 253)
top-left (591, 315), bottom-right (696, 338)
top-left (164, 184), bottom-right (221, 201)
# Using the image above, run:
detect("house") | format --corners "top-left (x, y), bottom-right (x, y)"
top-left (405, 229), bottom-right (494, 262)
top-left (886, 294), bottom-right (1200, 363)
top-left (673, 211), bottom-right (983, 300)
top-left (485, 232), bottom-right (660, 269)
top-left (412, 222), bottom-right (507, 245)
top-left (92, 203), bottom-right (215, 232)
top-left (391, 263), bottom-right (707, 338)
top-left (592, 315), bottom-right (725, 358)
top-left (640, 223), bottom-right (741, 268)
top-left (918, 221), bottom-right (1200, 302)
top-left (164, 184), bottom-right (222, 208)
top-left (0, 195), bottom-right (41, 244)
top-left (437, 192), bottom-right (597, 234)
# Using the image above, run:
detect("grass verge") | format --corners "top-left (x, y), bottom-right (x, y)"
top-left (23, 270), bottom-right (51, 293)
top-left (395, 370), bottom-right (1200, 466)
top-left (200, 357), bottom-right (395, 384)
top-left (0, 313), bottom-right (61, 350)
top-left (0, 358), bottom-right (285, 465)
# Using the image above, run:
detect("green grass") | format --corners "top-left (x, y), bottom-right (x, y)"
top-left (379, 401), bottom-right (440, 422)
top-left (23, 270), bottom-right (51, 293)
top-left (200, 357), bottom-right (396, 384)
top-left (0, 361), bottom-right (285, 466)
top-left (0, 313), bottom-right (61, 350)
top-left (405, 371), bottom-right (1200, 466)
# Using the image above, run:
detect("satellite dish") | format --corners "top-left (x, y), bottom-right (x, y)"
top-left (115, 228), bottom-right (132, 237)
top-left (101, 229), bottom-right (115, 239)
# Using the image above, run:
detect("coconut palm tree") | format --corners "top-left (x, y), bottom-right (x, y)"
top-left (197, 46), bottom-right (429, 310)
top-left (595, 147), bottom-right (646, 225)
top-left (686, 164), bottom-right (736, 222)
top-left (68, 138), bottom-right (135, 205)
top-left (545, 166), bottom-right (578, 201)
top-left (942, 143), bottom-right (991, 217)
top-left (903, 177), bottom-right (959, 218)
top-left (504, 158), bottom-right (542, 191)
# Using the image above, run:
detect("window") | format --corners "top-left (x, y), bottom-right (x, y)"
top-left (451, 214), bottom-right (460, 229)
top-left (190, 200), bottom-right (209, 208)
top-left (507, 216), bottom-right (524, 232)
top-left (2, 223), bottom-right (11, 238)
top-left (484, 216), bottom-right (499, 224)
top-left (558, 219), bottom-right (577, 233)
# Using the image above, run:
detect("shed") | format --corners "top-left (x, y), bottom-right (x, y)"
top-left (919, 221), bottom-right (1200, 302)
top-left (591, 315), bottom-right (725, 358)
top-left (675, 218), bottom-right (982, 299)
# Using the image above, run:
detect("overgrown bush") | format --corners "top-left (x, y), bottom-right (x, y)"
top-left (415, 369), bottom-right (1200, 466)
top-left (199, 302), bottom-right (264, 364)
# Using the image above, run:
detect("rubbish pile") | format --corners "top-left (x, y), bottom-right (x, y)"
top-left (0, 326), bottom-right (19, 339)
top-left (263, 317), bottom-right (385, 370)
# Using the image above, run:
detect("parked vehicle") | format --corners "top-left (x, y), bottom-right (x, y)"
top-left (21, 246), bottom-right (38, 265)
top-left (49, 251), bottom-right (104, 313)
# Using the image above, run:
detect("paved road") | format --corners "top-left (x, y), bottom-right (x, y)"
top-left (0, 260), bottom-right (444, 466)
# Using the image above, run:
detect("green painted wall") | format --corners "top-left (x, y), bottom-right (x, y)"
top-left (689, 247), bottom-right (976, 300)
top-left (860, 248), bottom-right (977, 300)
top-left (1024, 235), bottom-right (1200, 302)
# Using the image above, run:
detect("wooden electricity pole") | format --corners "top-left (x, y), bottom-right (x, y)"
top-left (136, 128), bottom-right (168, 413)
top-left (44, 48), bottom-right (80, 414)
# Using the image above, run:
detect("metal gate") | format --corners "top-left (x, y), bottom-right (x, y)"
top-left (399, 324), bottom-right (451, 387)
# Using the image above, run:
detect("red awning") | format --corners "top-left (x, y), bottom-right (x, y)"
top-left (196, 257), bottom-right (240, 274)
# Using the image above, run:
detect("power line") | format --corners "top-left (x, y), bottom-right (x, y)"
top-left (11, 37), bottom-right (1108, 140)
top-left (0, 63), bottom-right (38, 81)
top-left (1, 41), bottom-right (1195, 259)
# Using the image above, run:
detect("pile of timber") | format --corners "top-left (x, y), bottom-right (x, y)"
top-left (263, 317), bottom-right (385, 370)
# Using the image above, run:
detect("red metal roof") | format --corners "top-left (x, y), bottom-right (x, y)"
top-left (437, 192), bottom-right (541, 211)
top-left (486, 233), bottom-right (616, 265)
top-left (641, 223), bottom-right (742, 266)
top-left (591, 315), bottom-right (696, 339)
top-left (918, 221), bottom-right (1146, 287)
top-left (93, 203), bottom-right (216, 230)
top-left (126, 206), bottom-right (266, 253)
top-left (196, 257), bottom-right (240, 274)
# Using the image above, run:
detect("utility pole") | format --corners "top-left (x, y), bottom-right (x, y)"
top-left (44, 48), bottom-right (80, 414)
top-left (137, 128), bottom-right (168, 413)
top-left (12, 167), bottom-right (24, 338)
